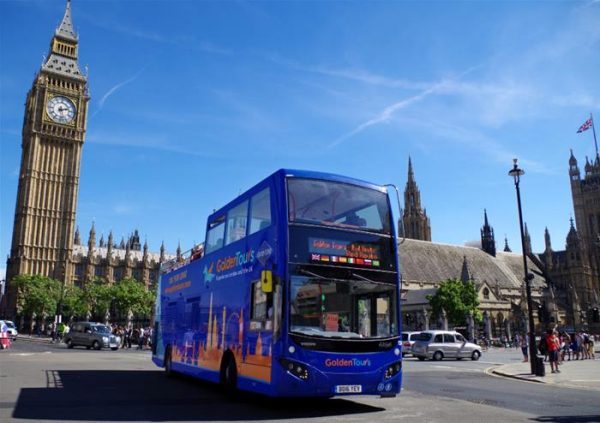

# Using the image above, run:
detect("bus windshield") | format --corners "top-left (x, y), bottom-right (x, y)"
top-left (290, 275), bottom-right (397, 339)
top-left (287, 178), bottom-right (391, 234)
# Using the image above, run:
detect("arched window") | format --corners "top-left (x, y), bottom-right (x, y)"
top-left (483, 288), bottom-right (490, 300)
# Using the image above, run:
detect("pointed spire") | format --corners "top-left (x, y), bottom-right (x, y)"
top-left (523, 222), bottom-right (532, 255)
top-left (107, 231), bottom-right (113, 258)
top-left (142, 239), bottom-right (149, 264)
top-left (176, 241), bottom-right (182, 262)
top-left (407, 156), bottom-right (415, 183)
top-left (55, 0), bottom-right (77, 41)
top-left (544, 227), bottom-right (552, 252)
top-left (503, 237), bottom-right (512, 252)
top-left (99, 234), bottom-right (105, 248)
top-left (460, 255), bottom-right (473, 282)
top-left (160, 241), bottom-right (165, 263)
top-left (481, 209), bottom-right (496, 257)
top-left (88, 222), bottom-right (96, 248)
top-left (74, 226), bottom-right (81, 245)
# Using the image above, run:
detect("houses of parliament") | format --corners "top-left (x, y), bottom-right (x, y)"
top-left (3, 2), bottom-right (599, 336)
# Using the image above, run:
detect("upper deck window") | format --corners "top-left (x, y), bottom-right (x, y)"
top-left (226, 201), bottom-right (249, 246)
top-left (206, 217), bottom-right (225, 254)
top-left (249, 188), bottom-right (272, 235)
top-left (287, 178), bottom-right (391, 234)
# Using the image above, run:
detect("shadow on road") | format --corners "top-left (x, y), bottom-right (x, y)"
top-left (12, 370), bottom-right (385, 421)
top-left (533, 417), bottom-right (600, 423)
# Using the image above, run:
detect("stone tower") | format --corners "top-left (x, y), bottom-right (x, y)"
top-left (4, 1), bottom-right (89, 316)
top-left (569, 150), bottom-right (600, 289)
top-left (480, 209), bottom-right (496, 257)
top-left (401, 157), bottom-right (431, 241)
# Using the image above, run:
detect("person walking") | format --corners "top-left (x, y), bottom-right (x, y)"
top-left (520, 333), bottom-right (529, 362)
top-left (546, 329), bottom-right (560, 373)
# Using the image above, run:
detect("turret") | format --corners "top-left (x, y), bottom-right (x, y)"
top-left (523, 223), bottom-right (532, 255)
top-left (480, 209), bottom-right (496, 257)
top-left (503, 237), bottom-right (512, 252)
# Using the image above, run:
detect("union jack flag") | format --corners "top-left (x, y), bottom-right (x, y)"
top-left (577, 118), bottom-right (593, 133)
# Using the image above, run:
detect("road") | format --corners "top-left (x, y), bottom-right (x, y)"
top-left (1, 341), bottom-right (598, 422)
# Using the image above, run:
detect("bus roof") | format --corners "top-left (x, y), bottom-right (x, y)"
top-left (206, 168), bottom-right (387, 224)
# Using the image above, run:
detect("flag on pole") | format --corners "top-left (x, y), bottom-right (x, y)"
top-left (577, 118), bottom-right (593, 133)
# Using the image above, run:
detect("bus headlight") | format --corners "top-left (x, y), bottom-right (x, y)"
top-left (384, 361), bottom-right (402, 380)
top-left (279, 358), bottom-right (309, 381)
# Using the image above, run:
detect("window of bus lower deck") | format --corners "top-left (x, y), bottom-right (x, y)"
top-left (289, 275), bottom-right (397, 338)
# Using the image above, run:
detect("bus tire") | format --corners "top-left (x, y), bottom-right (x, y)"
top-left (220, 352), bottom-right (237, 395)
top-left (164, 346), bottom-right (173, 377)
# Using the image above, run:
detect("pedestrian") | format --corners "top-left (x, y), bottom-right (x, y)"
top-left (137, 327), bottom-right (145, 350)
top-left (560, 332), bottom-right (571, 362)
top-left (588, 334), bottom-right (595, 360)
top-left (520, 333), bottom-right (529, 362)
top-left (546, 329), bottom-right (560, 373)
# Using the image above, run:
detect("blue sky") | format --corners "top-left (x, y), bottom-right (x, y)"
top-left (1, 0), bottom-right (600, 280)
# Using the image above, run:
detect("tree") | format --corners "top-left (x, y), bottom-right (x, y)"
top-left (60, 285), bottom-right (87, 321)
top-left (426, 278), bottom-right (482, 327)
top-left (82, 277), bottom-right (113, 319)
top-left (12, 274), bottom-right (62, 330)
top-left (112, 278), bottom-right (153, 318)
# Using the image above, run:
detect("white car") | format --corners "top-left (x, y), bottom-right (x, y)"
top-left (0, 320), bottom-right (18, 341)
top-left (411, 330), bottom-right (482, 361)
top-left (401, 331), bottom-right (421, 357)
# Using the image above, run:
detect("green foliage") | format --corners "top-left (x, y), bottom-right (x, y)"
top-left (60, 285), bottom-right (87, 319)
top-left (426, 278), bottom-right (482, 326)
top-left (112, 278), bottom-right (154, 317)
top-left (82, 277), bottom-right (113, 318)
top-left (13, 274), bottom-right (62, 317)
top-left (12, 273), bottom-right (156, 322)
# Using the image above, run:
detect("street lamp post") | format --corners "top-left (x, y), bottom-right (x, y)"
top-left (508, 158), bottom-right (538, 375)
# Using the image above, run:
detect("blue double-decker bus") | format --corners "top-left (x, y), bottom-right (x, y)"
top-left (152, 169), bottom-right (402, 397)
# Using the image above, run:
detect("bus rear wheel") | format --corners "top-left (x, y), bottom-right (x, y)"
top-left (220, 353), bottom-right (237, 395)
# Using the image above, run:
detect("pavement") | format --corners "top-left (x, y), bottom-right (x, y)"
top-left (490, 353), bottom-right (600, 391)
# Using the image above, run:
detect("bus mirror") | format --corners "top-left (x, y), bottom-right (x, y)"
top-left (261, 270), bottom-right (273, 293)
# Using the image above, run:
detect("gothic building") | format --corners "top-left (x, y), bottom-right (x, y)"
top-left (400, 157), bottom-right (431, 241)
top-left (71, 226), bottom-right (167, 288)
top-left (537, 151), bottom-right (600, 331)
top-left (400, 152), bottom-right (600, 336)
top-left (3, 2), bottom-right (167, 318)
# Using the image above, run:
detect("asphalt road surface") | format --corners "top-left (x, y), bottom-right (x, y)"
top-left (1, 341), bottom-right (598, 423)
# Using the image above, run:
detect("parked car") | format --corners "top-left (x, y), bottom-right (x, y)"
top-left (401, 331), bottom-right (421, 357)
top-left (64, 322), bottom-right (120, 350)
top-left (0, 320), bottom-right (18, 341)
top-left (411, 330), bottom-right (482, 361)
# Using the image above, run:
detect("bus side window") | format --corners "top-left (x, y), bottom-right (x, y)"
top-left (226, 200), bottom-right (249, 246)
top-left (249, 188), bottom-right (272, 235)
top-left (205, 221), bottom-right (225, 254)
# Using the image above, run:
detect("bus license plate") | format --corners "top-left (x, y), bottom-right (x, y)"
top-left (335, 385), bottom-right (362, 394)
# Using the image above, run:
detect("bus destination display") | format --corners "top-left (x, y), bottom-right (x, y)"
top-left (309, 237), bottom-right (380, 267)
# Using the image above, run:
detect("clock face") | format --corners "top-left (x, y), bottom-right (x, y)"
top-left (47, 96), bottom-right (76, 124)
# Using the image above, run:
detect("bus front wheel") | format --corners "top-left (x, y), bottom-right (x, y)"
top-left (220, 353), bottom-right (237, 395)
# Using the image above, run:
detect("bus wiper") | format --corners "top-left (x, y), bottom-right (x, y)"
top-left (299, 268), bottom-right (329, 280)
top-left (350, 272), bottom-right (389, 286)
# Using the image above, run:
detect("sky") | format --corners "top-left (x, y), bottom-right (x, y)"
top-left (1, 0), bottom-right (600, 281)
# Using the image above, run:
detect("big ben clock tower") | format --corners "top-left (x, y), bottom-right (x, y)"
top-left (4, 1), bottom-right (89, 316)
